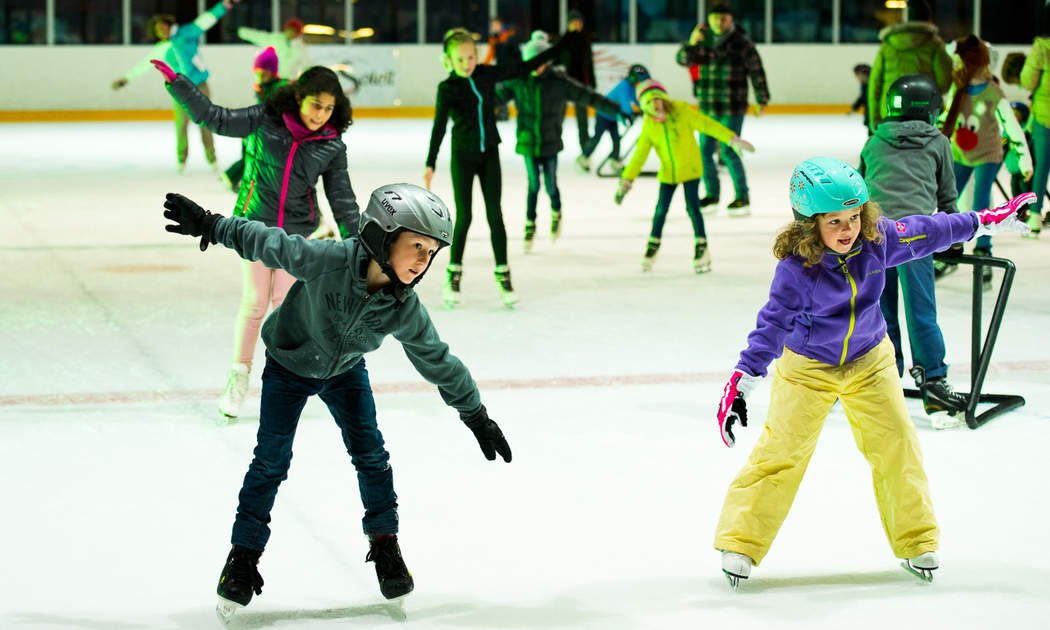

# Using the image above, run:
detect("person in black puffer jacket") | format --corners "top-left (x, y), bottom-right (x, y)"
top-left (156, 61), bottom-right (359, 419)
top-left (497, 30), bottom-right (620, 252)
top-left (424, 26), bottom-right (575, 309)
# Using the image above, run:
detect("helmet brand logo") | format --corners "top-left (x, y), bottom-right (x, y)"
top-left (380, 197), bottom-right (396, 215)
top-left (384, 191), bottom-right (402, 201)
top-left (843, 198), bottom-right (860, 206)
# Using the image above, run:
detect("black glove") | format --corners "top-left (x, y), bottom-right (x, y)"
top-left (163, 192), bottom-right (222, 251)
top-left (462, 406), bottom-right (512, 462)
top-left (933, 242), bottom-right (964, 262)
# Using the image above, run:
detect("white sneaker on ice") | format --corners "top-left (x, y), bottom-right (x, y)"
top-left (218, 363), bottom-right (250, 419)
top-left (721, 550), bottom-right (752, 588)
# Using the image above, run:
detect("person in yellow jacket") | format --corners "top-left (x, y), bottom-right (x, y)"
top-left (615, 80), bottom-right (754, 272)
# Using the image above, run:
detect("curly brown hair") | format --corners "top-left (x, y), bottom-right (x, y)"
top-left (772, 201), bottom-right (884, 266)
top-left (267, 66), bottom-right (353, 134)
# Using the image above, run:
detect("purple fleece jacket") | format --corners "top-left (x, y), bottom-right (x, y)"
top-left (737, 212), bottom-right (979, 376)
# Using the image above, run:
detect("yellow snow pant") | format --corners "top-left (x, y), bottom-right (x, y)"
top-left (713, 337), bottom-right (939, 565)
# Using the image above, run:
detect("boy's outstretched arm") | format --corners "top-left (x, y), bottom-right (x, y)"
top-left (163, 192), bottom-right (222, 251)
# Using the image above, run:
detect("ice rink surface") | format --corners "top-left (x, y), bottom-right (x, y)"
top-left (2, 114), bottom-right (1049, 629)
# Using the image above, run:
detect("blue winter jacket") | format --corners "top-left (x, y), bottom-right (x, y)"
top-left (737, 212), bottom-right (978, 376)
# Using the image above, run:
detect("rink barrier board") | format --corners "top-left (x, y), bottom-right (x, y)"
top-left (0, 104), bottom-right (853, 123)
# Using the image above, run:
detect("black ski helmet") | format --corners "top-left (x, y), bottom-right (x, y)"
top-left (885, 74), bottom-right (943, 125)
top-left (359, 183), bottom-right (453, 287)
top-left (627, 64), bottom-right (650, 84)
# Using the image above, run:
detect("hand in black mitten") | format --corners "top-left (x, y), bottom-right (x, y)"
top-left (163, 192), bottom-right (222, 251)
top-left (463, 406), bottom-right (512, 463)
top-left (933, 242), bottom-right (963, 262)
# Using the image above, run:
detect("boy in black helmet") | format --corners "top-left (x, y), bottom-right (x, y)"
top-left (161, 183), bottom-right (512, 622)
top-left (859, 73), bottom-right (968, 424)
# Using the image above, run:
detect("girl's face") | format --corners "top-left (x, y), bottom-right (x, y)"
top-left (817, 208), bottom-right (862, 254)
top-left (298, 92), bottom-right (336, 131)
top-left (447, 41), bottom-right (478, 78)
top-left (388, 230), bottom-right (441, 284)
top-left (255, 68), bottom-right (275, 84)
top-left (648, 98), bottom-right (667, 122)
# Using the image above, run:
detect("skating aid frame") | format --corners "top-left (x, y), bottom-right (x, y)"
top-left (904, 253), bottom-right (1025, 429)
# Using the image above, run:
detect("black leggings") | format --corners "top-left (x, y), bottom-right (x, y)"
top-left (449, 147), bottom-right (507, 266)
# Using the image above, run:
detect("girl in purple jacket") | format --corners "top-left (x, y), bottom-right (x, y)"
top-left (710, 157), bottom-right (1032, 589)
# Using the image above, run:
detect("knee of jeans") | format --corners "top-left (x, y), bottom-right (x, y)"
top-left (250, 450), bottom-right (293, 479)
top-left (349, 446), bottom-right (390, 471)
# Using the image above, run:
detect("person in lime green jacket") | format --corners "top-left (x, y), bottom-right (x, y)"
top-left (615, 79), bottom-right (754, 273)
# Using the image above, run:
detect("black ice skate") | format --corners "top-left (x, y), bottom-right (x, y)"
top-left (366, 534), bottom-right (414, 600)
top-left (699, 196), bottom-right (720, 215)
top-left (911, 366), bottom-right (968, 417)
top-left (693, 237), bottom-right (711, 274)
top-left (641, 238), bottom-right (661, 271)
top-left (215, 545), bottom-right (263, 624)
top-left (494, 265), bottom-right (518, 307)
top-left (550, 211), bottom-right (562, 242)
top-left (444, 264), bottom-right (463, 308)
top-left (523, 221), bottom-right (536, 253)
top-left (726, 197), bottom-right (751, 217)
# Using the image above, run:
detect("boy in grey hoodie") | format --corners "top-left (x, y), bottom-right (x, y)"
top-left (859, 74), bottom-right (968, 422)
top-left (161, 183), bottom-right (511, 621)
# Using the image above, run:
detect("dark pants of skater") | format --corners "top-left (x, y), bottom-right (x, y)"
top-left (651, 179), bottom-right (706, 239)
top-left (449, 147), bottom-right (507, 266)
top-left (524, 154), bottom-right (561, 222)
top-left (879, 255), bottom-right (949, 381)
top-left (581, 116), bottom-right (621, 161)
top-left (700, 113), bottom-right (747, 200)
top-left (953, 161), bottom-right (1001, 251)
top-left (224, 141), bottom-right (246, 190)
top-left (575, 103), bottom-right (591, 151)
top-left (231, 355), bottom-right (397, 551)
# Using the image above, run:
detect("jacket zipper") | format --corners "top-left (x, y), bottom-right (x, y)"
top-left (242, 178), bottom-right (256, 215)
top-left (664, 124), bottom-right (676, 182)
top-left (838, 253), bottom-right (859, 366)
top-left (468, 77), bottom-right (485, 152)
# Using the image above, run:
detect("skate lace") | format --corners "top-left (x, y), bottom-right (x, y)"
top-left (366, 538), bottom-right (407, 578)
top-left (227, 550), bottom-right (264, 594)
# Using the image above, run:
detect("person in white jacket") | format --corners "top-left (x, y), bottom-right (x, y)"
top-left (238, 18), bottom-right (311, 80)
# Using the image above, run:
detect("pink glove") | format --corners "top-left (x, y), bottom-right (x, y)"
top-left (975, 192), bottom-right (1036, 237)
top-left (151, 59), bottom-right (177, 83)
top-left (716, 369), bottom-right (761, 448)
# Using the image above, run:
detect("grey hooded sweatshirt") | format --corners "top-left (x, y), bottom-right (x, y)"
top-left (859, 119), bottom-right (958, 221)
top-left (212, 215), bottom-right (483, 417)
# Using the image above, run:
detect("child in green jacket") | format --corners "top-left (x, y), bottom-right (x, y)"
top-left (615, 80), bottom-right (754, 273)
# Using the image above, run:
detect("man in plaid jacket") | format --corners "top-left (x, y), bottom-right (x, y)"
top-left (676, 3), bottom-right (769, 216)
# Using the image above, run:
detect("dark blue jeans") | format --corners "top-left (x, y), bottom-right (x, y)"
top-left (1031, 119), bottom-right (1050, 217)
top-left (523, 154), bottom-right (561, 222)
top-left (231, 355), bottom-right (397, 551)
top-left (651, 179), bottom-right (705, 239)
top-left (879, 255), bottom-right (948, 381)
top-left (582, 116), bottom-right (621, 161)
top-left (953, 160), bottom-right (1001, 251)
top-left (700, 113), bottom-right (747, 200)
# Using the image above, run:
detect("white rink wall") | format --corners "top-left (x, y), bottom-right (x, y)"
top-left (0, 42), bottom-right (1036, 112)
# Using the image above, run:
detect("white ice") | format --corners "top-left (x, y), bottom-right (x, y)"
top-left (2, 114), bottom-right (1049, 630)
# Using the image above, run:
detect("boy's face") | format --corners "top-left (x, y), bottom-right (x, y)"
top-left (817, 207), bottom-right (862, 254)
top-left (448, 41), bottom-right (478, 78)
top-left (708, 12), bottom-right (732, 35)
top-left (388, 230), bottom-right (442, 284)
top-left (154, 21), bottom-right (172, 40)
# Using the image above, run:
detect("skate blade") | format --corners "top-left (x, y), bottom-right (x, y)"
top-left (388, 595), bottom-right (408, 621)
top-left (727, 209), bottom-right (751, 218)
top-left (723, 571), bottom-right (744, 590)
top-left (901, 561), bottom-right (935, 582)
top-left (694, 264), bottom-right (712, 274)
top-left (215, 597), bottom-right (243, 625)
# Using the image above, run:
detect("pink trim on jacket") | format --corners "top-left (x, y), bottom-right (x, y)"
top-left (279, 112), bottom-right (337, 228)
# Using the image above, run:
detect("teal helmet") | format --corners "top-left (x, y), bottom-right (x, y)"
top-left (789, 157), bottom-right (869, 220)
